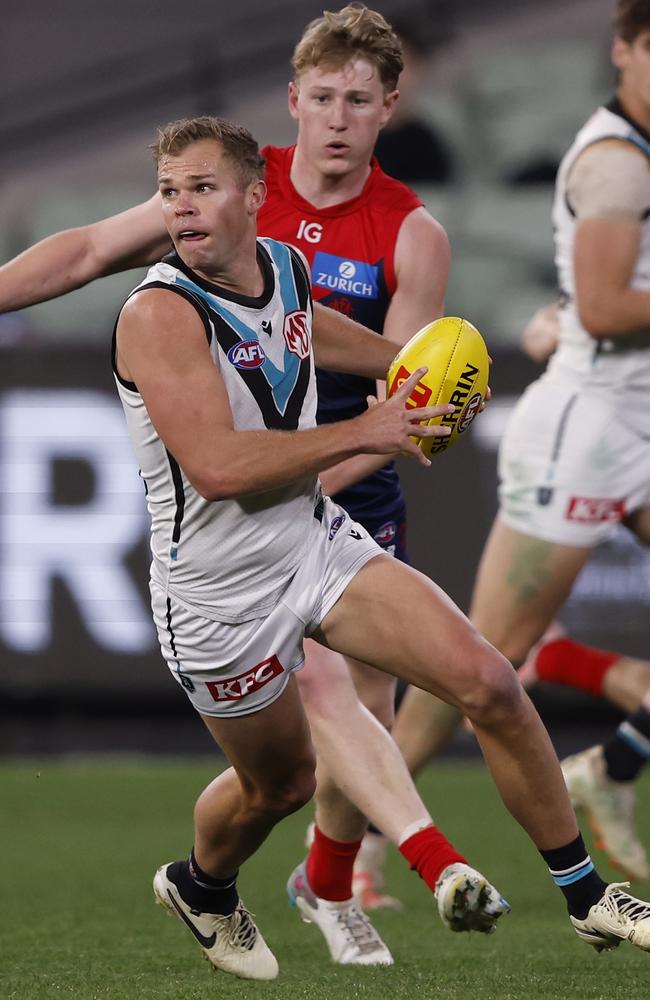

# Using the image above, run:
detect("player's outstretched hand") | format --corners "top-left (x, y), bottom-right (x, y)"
top-left (357, 367), bottom-right (454, 467)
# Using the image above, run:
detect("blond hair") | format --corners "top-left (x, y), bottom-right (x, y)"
top-left (292, 4), bottom-right (403, 91)
top-left (152, 116), bottom-right (265, 188)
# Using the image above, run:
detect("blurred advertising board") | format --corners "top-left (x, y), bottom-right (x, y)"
top-left (1, 347), bottom-right (649, 742)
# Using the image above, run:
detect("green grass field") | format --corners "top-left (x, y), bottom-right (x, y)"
top-left (2, 757), bottom-right (649, 1000)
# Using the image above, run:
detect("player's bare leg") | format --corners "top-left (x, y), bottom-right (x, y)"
top-left (302, 648), bottom-right (410, 910)
top-left (344, 656), bottom-right (407, 909)
top-left (347, 655), bottom-right (398, 729)
top-left (153, 677), bottom-right (317, 981)
top-left (351, 685), bottom-right (460, 909)
top-left (292, 642), bottom-right (508, 949)
top-left (194, 678), bottom-right (316, 874)
top-left (471, 517), bottom-right (650, 880)
top-left (392, 688), bottom-right (462, 775)
top-left (470, 516), bottom-right (590, 664)
top-left (318, 552), bottom-right (578, 849)
top-left (313, 553), bottom-right (650, 952)
top-left (383, 518), bottom-right (589, 804)
top-left (297, 642), bottom-right (429, 844)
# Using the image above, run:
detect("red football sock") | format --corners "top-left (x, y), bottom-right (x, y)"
top-left (399, 825), bottom-right (466, 892)
top-left (306, 826), bottom-right (362, 901)
top-left (535, 638), bottom-right (618, 697)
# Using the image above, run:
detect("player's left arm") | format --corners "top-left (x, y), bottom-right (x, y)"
top-left (383, 208), bottom-right (451, 350)
top-left (318, 209), bottom-right (449, 497)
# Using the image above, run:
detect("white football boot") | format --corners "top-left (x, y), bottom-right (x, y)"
top-left (561, 745), bottom-right (650, 881)
top-left (435, 863), bottom-right (510, 933)
top-left (571, 882), bottom-right (650, 952)
top-left (352, 832), bottom-right (403, 911)
top-left (153, 863), bottom-right (278, 980)
top-left (287, 861), bottom-right (394, 965)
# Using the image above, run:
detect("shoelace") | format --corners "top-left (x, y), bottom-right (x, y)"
top-left (335, 903), bottom-right (385, 955)
top-left (224, 906), bottom-right (258, 951)
top-left (604, 883), bottom-right (650, 924)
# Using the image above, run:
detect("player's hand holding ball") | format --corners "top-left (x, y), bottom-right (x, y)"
top-left (359, 367), bottom-right (457, 467)
top-left (386, 316), bottom-right (490, 460)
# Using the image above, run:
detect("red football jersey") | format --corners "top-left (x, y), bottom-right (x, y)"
top-left (258, 144), bottom-right (422, 522)
top-left (259, 144), bottom-right (422, 337)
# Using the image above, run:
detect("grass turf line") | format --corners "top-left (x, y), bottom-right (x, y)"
top-left (1, 758), bottom-right (648, 999)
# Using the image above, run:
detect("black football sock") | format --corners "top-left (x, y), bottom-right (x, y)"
top-left (540, 834), bottom-right (608, 920)
top-left (167, 849), bottom-right (239, 915)
top-left (603, 706), bottom-right (650, 782)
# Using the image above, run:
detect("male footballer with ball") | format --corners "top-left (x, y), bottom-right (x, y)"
top-left (117, 113), bottom-right (650, 978)
top-left (3, 4), bottom-right (650, 979)
top-left (0, 5), bottom-right (508, 965)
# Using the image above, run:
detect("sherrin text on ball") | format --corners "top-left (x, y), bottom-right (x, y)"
top-left (386, 317), bottom-right (489, 459)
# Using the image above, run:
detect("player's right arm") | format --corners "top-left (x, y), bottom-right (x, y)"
top-left (116, 290), bottom-right (454, 497)
top-left (0, 194), bottom-right (170, 312)
top-left (571, 140), bottom-right (650, 337)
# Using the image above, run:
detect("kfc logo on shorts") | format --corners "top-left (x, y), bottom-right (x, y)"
top-left (566, 496), bottom-right (626, 523)
top-left (227, 340), bottom-right (266, 369)
top-left (388, 365), bottom-right (432, 410)
top-left (283, 311), bottom-right (311, 359)
top-left (458, 392), bottom-right (483, 433)
top-left (206, 654), bottom-right (284, 702)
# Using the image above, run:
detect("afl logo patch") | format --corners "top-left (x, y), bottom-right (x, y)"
top-left (227, 340), bottom-right (266, 369)
top-left (328, 514), bottom-right (346, 540)
top-left (457, 392), bottom-right (482, 433)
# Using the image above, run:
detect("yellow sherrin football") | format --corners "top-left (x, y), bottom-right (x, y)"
top-left (386, 317), bottom-right (489, 459)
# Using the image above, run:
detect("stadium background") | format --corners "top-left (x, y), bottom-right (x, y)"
top-left (2, 0), bottom-right (649, 756)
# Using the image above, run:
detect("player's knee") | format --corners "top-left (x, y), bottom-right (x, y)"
top-left (297, 662), bottom-right (351, 722)
top-left (363, 696), bottom-right (394, 730)
top-left (350, 669), bottom-right (396, 729)
top-left (263, 763), bottom-right (317, 819)
top-left (461, 646), bottom-right (524, 727)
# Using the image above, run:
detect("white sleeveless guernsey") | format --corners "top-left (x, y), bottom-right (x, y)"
top-left (550, 101), bottom-right (650, 390)
top-left (113, 238), bottom-right (320, 623)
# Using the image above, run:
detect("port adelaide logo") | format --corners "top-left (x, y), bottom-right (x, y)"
top-left (227, 340), bottom-right (266, 369)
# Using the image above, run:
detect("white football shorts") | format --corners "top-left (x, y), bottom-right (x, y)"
top-left (498, 370), bottom-right (650, 546)
top-left (150, 496), bottom-right (382, 717)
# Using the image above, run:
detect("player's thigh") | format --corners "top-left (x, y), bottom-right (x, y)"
top-left (301, 591), bottom-right (399, 727)
top-left (469, 515), bottom-right (591, 663)
top-left (313, 554), bottom-right (509, 709)
top-left (297, 638), bottom-right (361, 719)
top-left (200, 675), bottom-right (315, 795)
